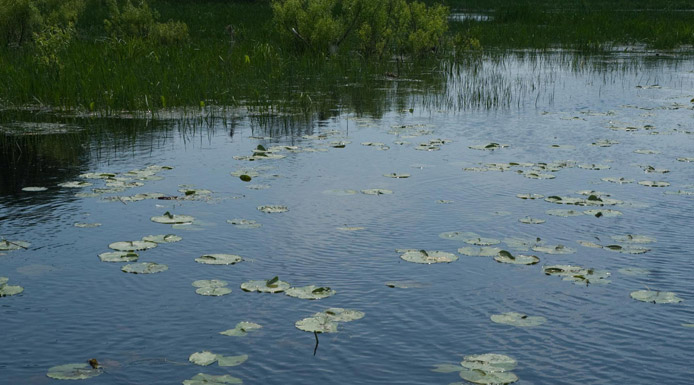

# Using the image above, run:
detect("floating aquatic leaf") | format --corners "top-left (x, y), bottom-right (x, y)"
top-left (618, 267), bottom-right (650, 276)
top-left (469, 143), bottom-right (508, 150)
top-left (503, 237), bottom-right (541, 251)
top-left (641, 165), bottom-right (669, 174)
top-left (189, 351), bottom-right (218, 366)
top-left (217, 354), bottom-right (248, 367)
top-left (611, 234), bottom-right (655, 244)
top-left (295, 313), bottom-right (339, 333)
top-left (285, 285), bottom-right (337, 299)
top-left (584, 209), bottom-right (622, 217)
top-left (519, 217), bottom-right (545, 224)
top-left (521, 171), bottom-right (555, 180)
top-left (323, 189), bottom-right (358, 196)
top-left (383, 173), bottom-right (410, 178)
top-left (602, 177), bottom-right (634, 184)
top-left (465, 237), bottom-right (501, 246)
top-left (0, 240), bottom-right (30, 251)
top-left (546, 209), bottom-right (583, 217)
top-left (591, 139), bottom-right (619, 147)
top-left (241, 277), bottom-right (290, 293)
top-left (151, 212), bottom-right (194, 224)
top-left (461, 353), bottom-right (517, 372)
top-left (227, 219), bottom-right (261, 229)
top-left (98, 251), bottom-right (138, 262)
top-left (458, 247), bottom-right (503, 257)
top-left (493, 251), bottom-right (539, 265)
top-left (109, 240), bottom-right (158, 252)
top-left (577, 240), bottom-right (603, 249)
top-left (0, 278), bottom-right (24, 297)
top-left (385, 281), bottom-right (425, 289)
top-left (458, 369), bottom-right (518, 385)
top-left (439, 231), bottom-right (479, 241)
top-left (74, 222), bottom-right (101, 228)
top-left (80, 172), bottom-right (117, 179)
top-left (336, 226), bottom-right (365, 231)
top-left (400, 250), bottom-right (458, 264)
top-left (330, 140), bottom-right (350, 148)
top-left (58, 181), bottom-right (92, 188)
top-left (431, 363), bottom-right (465, 373)
top-left (321, 307), bottom-right (365, 322)
top-left (196, 287), bottom-right (232, 296)
top-left (257, 205), bottom-right (288, 213)
top-left (630, 290), bottom-right (682, 304)
top-left (490, 312), bottom-right (546, 327)
top-left (543, 265), bottom-right (610, 285)
top-left (677, 157), bottom-right (694, 162)
top-left (22, 186), bottom-right (47, 192)
top-left (362, 142), bottom-right (385, 147)
top-left (46, 363), bottom-right (102, 380)
top-left (220, 321), bottom-right (262, 337)
top-left (121, 262), bottom-right (168, 274)
top-left (142, 234), bottom-right (182, 243)
top-left (361, 189), bottom-right (393, 195)
top-left (638, 181), bottom-right (670, 187)
top-left (532, 244), bottom-right (575, 255)
top-left (196, 254), bottom-right (243, 265)
top-left (606, 245), bottom-right (650, 254)
top-left (681, 323), bottom-right (694, 327)
top-left (516, 193), bottom-right (544, 200)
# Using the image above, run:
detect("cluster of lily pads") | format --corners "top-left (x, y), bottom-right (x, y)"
top-left (295, 308), bottom-right (365, 333)
top-left (433, 353), bottom-right (519, 384)
top-left (0, 276), bottom-right (24, 297)
top-left (240, 276), bottom-right (337, 300)
top-left (98, 233), bottom-right (180, 274)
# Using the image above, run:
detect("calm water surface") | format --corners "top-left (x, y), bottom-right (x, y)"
top-left (1, 52), bottom-right (694, 384)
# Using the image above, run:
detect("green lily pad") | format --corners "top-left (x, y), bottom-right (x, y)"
top-left (0, 240), bottom-right (30, 251)
top-left (400, 250), bottom-right (458, 264)
top-left (605, 245), bottom-right (650, 254)
top-left (516, 193), bottom-right (544, 200)
top-left (227, 219), bottom-right (261, 229)
top-left (677, 157), bottom-right (694, 162)
top-left (584, 209), bottom-right (622, 217)
top-left (459, 369), bottom-right (518, 384)
top-left (638, 181), bottom-right (670, 187)
top-left (493, 251), bottom-right (539, 265)
top-left (618, 267), bottom-right (650, 276)
top-left (192, 279), bottom-right (229, 288)
top-left (361, 189), bottom-right (393, 195)
top-left (458, 247), bottom-right (502, 257)
top-left (22, 186), bottom-right (47, 192)
top-left (578, 163), bottom-right (611, 170)
top-left (321, 307), bottom-right (365, 322)
top-left (602, 177), bottom-right (634, 184)
top-left (59, 181), bottom-right (92, 188)
top-left (469, 143), bottom-right (508, 150)
top-left (108, 240), bottom-right (158, 252)
top-left (98, 251), bottom-right (139, 262)
top-left (543, 265), bottom-right (610, 285)
top-left (189, 351), bottom-right (217, 366)
top-left (611, 234), bottom-right (655, 244)
top-left (383, 173), bottom-right (410, 178)
top-left (257, 205), bottom-right (288, 213)
top-left (285, 285), bottom-right (337, 300)
top-left (436, 200), bottom-right (454, 204)
top-left (295, 313), bottom-right (339, 333)
top-left (521, 171), bottom-right (555, 179)
top-left (142, 234), bottom-right (182, 243)
top-left (220, 321), bottom-right (262, 337)
top-left (461, 353), bottom-right (517, 372)
top-left (241, 277), bottom-right (290, 293)
top-left (195, 254), bottom-right (243, 265)
top-left (0, 278), bottom-right (24, 296)
top-left (217, 354), bottom-right (248, 367)
top-left (464, 237), bottom-right (501, 246)
top-left (74, 222), bottom-right (101, 228)
top-left (491, 312), bottom-right (546, 327)
top-left (121, 262), bottom-right (168, 274)
top-left (630, 290), bottom-right (683, 304)
top-left (196, 287), bottom-right (232, 296)
top-left (532, 244), bottom-right (575, 254)
top-left (519, 217), bottom-right (545, 224)
top-left (151, 212), bottom-right (194, 224)
top-left (431, 363), bottom-right (465, 373)
top-left (183, 373), bottom-right (242, 385)
top-left (46, 363), bottom-right (102, 380)
top-left (439, 231), bottom-right (479, 241)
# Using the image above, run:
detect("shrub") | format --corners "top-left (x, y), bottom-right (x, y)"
top-left (104, 0), bottom-right (188, 44)
top-left (0, 0), bottom-right (43, 47)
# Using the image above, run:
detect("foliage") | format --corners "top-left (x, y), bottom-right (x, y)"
top-left (104, 0), bottom-right (188, 43)
top-left (0, 0), bottom-right (43, 47)
top-left (271, 0), bottom-right (449, 57)
top-left (33, 23), bottom-right (76, 69)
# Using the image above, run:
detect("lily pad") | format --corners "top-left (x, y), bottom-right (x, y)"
top-left (321, 307), bottom-right (365, 322)
top-left (490, 312), bottom-right (546, 327)
top-left (611, 234), bottom-right (655, 244)
top-left (519, 217), bottom-right (545, 224)
top-left (584, 209), bottom-right (622, 217)
top-left (493, 251), bottom-right (539, 265)
top-left (140, 234), bottom-right (181, 244)
top-left (295, 313), bottom-right (339, 333)
top-left (196, 287), bottom-right (232, 296)
top-left (532, 244), bottom-right (575, 254)
top-left (189, 351), bottom-right (218, 366)
top-left (577, 240), bottom-right (603, 248)
top-left (151, 212), bottom-right (195, 224)
top-left (439, 231), bottom-right (479, 241)
top-left (464, 237), bottom-right (501, 246)
top-left (0, 278), bottom-right (24, 297)
top-left (336, 226), bottom-right (365, 231)
top-left (285, 285), bottom-right (337, 300)
top-left (543, 265), bottom-right (610, 285)
top-left (0, 240), bottom-right (30, 251)
top-left (459, 369), bottom-right (518, 385)
top-left (257, 205), bottom-right (288, 213)
top-left (192, 279), bottom-right (228, 288)
top-left (220, 321), bottom-right (262, 337)
top-left (58, 181), bottom-right (92, 188)
top-left (227, 219), bottom-right (261, 229)
top-left (361, 189), bottom-right (393, 195)
top-left (383, 173), bottom-right (410, 178)
top-left (638, 181), bottom-right (670, 187)
top-left (22, 186), bottom-right (47, 192)
top-left (46, 363), bottom-right (102, 380)
top-left (630, 290), bottom-right (683, 304)
top-left (461, 353), bottom-right (517, 372)
top-left (546, 209), bottom-right (584, 217)
top-left (458, 247), bottom-right (502, 257)
top-left (516, 193), bottom-right (544, 200)
top-left (121, 262), bottom-right (168, 274)
top-left (183, 373), bottom-right (242, 385)
top-left (74, 222), bottom-right (101, 228)
top-left (195, 254), bottom-right (243, 265)
top-left (602, 177), bottom-right (634, 184)
top-left (98, 251), bottom-right (139, 262)
top-left (246, 184), bottom-right (270, 190)
top-left (400, 250), bottom-right (458, 264)
top-left (469, 143), bottom-right (508, 150)
top-left (217, 354), bottom-right (248, 367)
top-left (109, 240), bottom-right (158, 252)
top-left (241, 277), bottom-right (290, 293)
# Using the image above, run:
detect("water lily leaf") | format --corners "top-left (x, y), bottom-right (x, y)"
top-left (543, 265), bottom-right (610, 285)
top-left (295, 313), bottom-right (339, 333)
top-left (257, 205), bottom-right (288, 213)
top-left (546, 209), bottom-right (583, 217)
top-left (677, 157), bottom-right (694, 162)
top-left (361, 189), bottom-right (393, 195)
top-left (217, 354), bottom-right (248, 367)
top-left (220, 321), bottom-right (262, 337)
top-left (285, 285), bottom-right (337, 300)
top-left (321, 307), bottom-right (365, 322)
top-left (618, 267), bottom-right (650, 276)
top-left (491, 312), bottom-right (546, 327)
top-left (22, 186), bottom-right (47, 192)
top-left (400, 250), bottom-right (458, 264)
top-left (532, 244), bottom-right (575, 254)
top-left (439, 231), bottom-right (479, 241)
top-left (46, 363), bottom-right (102, 380)
top-left (192, 279), bottom-right (228, 288)
top-left (503, 237), bottom-right (542, 251)
top-left (183, 373), bottom-right (243, 384)
top-left (458, 247), bottom-right (502, 257)
top-left (108, 240), bottom-right (158, 252)
top-left (195, 254), bottom-right (243, 265)
top-left (464, 237), bottom-right (501, 246)
top-left (74, 222), bottom-right (101, 228)
top-left (383, 173), bottom-right (410, 178)
top-left (151, 212), bottom-right (195, 224)
top-left (196, 287), bottom-right (232, 296)
top-left (0, 240), bottom-right (31, 251)
top-left (142, 234), bottom-right (182, 243)
top-left (602, 177), bottom-right (634, 184)
top-left (469, 143), bottom-right (508, 150)
top-left (189, 351), bottom-right (218, 366)
top-left (577, 240), bottom-right (603, 249)
top-left (241, 278), bottom-right (290, 293)
top-left (0, 278), bottom-right (24, 296)
top-left (323, 189), bottom-right (358, 196)
top-left (516, 193), bottom-right (544, 200)
top-left (431, 363), bottom-right (465, 373)
top-left (58, 181), bottom-right (92, 188)
top-left (630, 290), bottom-right (683, 304)
top-left (638, 181), bottom-right (670, 187)
top-left (227, 219), bottom-right (261, 229)
top-left (459, 369), bottom-right (518, 384)
top-left (521, 171), bottom-right (555, 179)
top-left (578, 163), bottom-right (611, 170)
top-left (121, 262), bottom-right (168, 274)
top-left (98, 251), bottom-right (139, 262)
top-left (611, 234), bottom-right (655, 244)
top-left (461, 353), bottom-right (517, 372)
top-left (519, 217), bottom-right (545, 224)
top-left (494, 252), bottom-right (539, 265)
top-left (584, 209), bottom-right (622, 217)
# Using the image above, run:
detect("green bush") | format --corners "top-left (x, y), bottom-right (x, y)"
top-left (0, 0), bottom-right (43, 46)
top-left (149, 20), bottom-right (189, 44)
top-left (33, 23), bottom-right (76, 69)
top-left (104, 0), bottom-right (188, 43)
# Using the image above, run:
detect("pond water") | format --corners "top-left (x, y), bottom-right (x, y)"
top-left (1, 52), bottom-right (694, 385)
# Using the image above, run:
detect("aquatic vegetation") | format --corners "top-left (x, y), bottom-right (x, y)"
top-left (109, 240), bottom-right (157, 252)
top-left (142, 234), bottom-right (181, 243)
top-left (0, 277), bottom-right (24, 297)
top-left (227, 219), bottom-right (262, 229)
top-left (543, 265), bottom-right (610, 285)
top-left (151, 212), bottom-right (194, 224)
top-left (183, 373), bottom-right (242, 385)
top-left (46, 362), bottom-right (102, 380)
top-left (399, 249), bottom-right (458, 264)
top-left (220, 321), bottom-right (262, 337)
top-left (295, 308), bottom-right (365, 333)
top-left (257, 205), bottom-right (289, 213)
top-left (121, 262), bottom-right (168, 274)
top-left (493, 251), bottom-right (539, 265)
top-left (98, 251), bottom-right (138, 262)
top-left (189, 351), bottom-right (247, 367)
top-left (0, 240), bottom-right (30, 251)
top-left (434, 353), bottom-right (519, 384)
top-left (285, 285), bottom-right (337, 300)
top-left (241, 276), bottom-right (290, 293)
top-left (195, 254), bottom-right (244, 265)
top-left (630, 289), bottom-right (682, 304)
top-left (491, 312), bottom-right (546, 327)
top-left (193, 280), bottom-right (232, 296)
